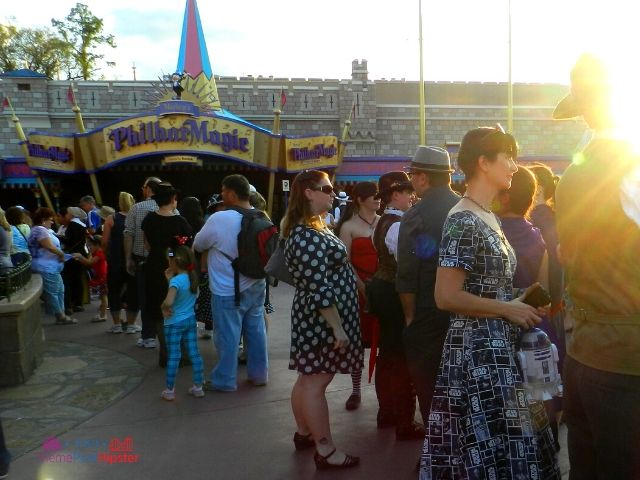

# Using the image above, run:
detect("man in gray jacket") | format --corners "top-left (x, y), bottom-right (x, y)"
top-left (396, 146), bottom-right (459, 424)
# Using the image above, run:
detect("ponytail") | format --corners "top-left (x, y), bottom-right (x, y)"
top-left (170, 245), bottom-right (199, 294)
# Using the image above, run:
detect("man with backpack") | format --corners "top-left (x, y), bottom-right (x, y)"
top-left (193, 175), bottom-right (271, 391)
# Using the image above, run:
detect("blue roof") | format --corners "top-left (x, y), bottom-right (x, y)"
top-left (0, 69), bottom-right (48, 78)
top-left (214, 109), bottom-right (273, 135)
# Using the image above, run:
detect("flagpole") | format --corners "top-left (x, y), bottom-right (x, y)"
top-left (335, 101), bottom-right (355, 184)
top-left (418, 0), bottom-right (426, 145)
top-left (507, 0), bottom-right (514, 133)
top-left (69, 83), bottom-right (103, 205)
top-left (268, 88), bottom-right (285, 217)
top-left (4, 97), bottom-right (55, 211)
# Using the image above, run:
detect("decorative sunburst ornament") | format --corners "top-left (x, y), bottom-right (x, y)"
top-left (146, 0), bottom-right (222, 111)
top-left (147, 72), bottom-right (221, 111)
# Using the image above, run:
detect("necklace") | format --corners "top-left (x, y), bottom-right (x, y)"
top-left (358, 213), bottom-right (376, 227)
top-left (463, 195), bottom-right (507, 242)
top-left (462, 195), bottom-right (492, 214)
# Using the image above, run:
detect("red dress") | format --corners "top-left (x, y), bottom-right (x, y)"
top-left (350, 237), bottom-right (379, 380)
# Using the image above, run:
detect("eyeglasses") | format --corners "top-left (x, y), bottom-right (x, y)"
top-left (312, 185), bottom-right (335, 195)
top-left (479, 123), bottom-right (506, 144)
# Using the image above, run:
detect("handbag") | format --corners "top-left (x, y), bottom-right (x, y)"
top-left (264, 238), bottom-right (293, 286)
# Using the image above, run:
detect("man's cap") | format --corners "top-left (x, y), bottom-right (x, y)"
top-left (336, 191), bottom-right (350, 202)
top-left (405, 146), bottom-right (453, 173)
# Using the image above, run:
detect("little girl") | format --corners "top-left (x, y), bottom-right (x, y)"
top-left (72, 235), bottom-right (108, 323)
top-left (160, 244), bottom-right (204, 401)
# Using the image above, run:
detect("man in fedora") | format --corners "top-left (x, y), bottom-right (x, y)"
top-left (333, 191), bottom-right (349, 223)
top-left (554, 54), bottom-right (640, 479)
top-left (396, 146), bottom-right (459, 426)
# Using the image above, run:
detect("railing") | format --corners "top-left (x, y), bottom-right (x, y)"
top-left (0, 258), bottom-right (32, 302)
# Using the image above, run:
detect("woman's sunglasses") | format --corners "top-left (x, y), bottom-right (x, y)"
top-left (479, 123), bottom-right (506, 144)
top-left (312, 185), bottom-right (335, 195)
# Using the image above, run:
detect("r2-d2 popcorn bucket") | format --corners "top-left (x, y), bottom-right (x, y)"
top-left (516, 328), bottom-right (562, 401)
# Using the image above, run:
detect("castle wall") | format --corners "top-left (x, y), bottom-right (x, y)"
top-left (0, 60), bottom-right (587, 162)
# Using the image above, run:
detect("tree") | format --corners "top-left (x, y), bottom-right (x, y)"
top-left (15, 28), bottom-right (73, 79)
top-left (0, 24), bottom-right (19, 73)
top-left (51, 3), bottom-right (116, 80)
top-left (0, 24), bottom-right (73, 79)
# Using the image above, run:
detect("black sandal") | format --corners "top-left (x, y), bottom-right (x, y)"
top-left (345, 393), bottom-right (361, 411)
top-left (293, 432), bottom-right (314, 451)
top-left (314, 449), bottom-right (360, 470)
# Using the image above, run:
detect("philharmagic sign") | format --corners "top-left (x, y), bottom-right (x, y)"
top-left (27, 143), bottom-right (72, 162)
top-left (102, 114), bottom-right (256, 166)
top-left (109, 119), bottom-right (250, 154)
top-left (21, 101), bottom-right (341, 174)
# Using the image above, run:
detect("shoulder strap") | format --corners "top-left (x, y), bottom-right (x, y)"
top-left (15, 225), bottom-right (29, 243)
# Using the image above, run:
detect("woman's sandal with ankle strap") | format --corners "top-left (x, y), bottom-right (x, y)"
top-left (314, 448), bottom-right (360, 470)
top-left (293, 432), bottom-right (314, 451)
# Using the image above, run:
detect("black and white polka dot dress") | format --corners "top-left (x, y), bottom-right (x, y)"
top-left (285, 224), bottom-right (364, 375)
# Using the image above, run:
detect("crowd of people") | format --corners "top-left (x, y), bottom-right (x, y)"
top-left (0, 54), bottom-right (637, 479)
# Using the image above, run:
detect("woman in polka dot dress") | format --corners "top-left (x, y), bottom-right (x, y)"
top-left (282, 170), bottom-right (363, 470)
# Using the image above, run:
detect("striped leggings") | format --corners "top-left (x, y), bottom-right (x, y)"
top-left (164, 317), bottom-right (204, 389)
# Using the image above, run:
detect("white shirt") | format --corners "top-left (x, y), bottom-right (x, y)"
top-left (334, 202), bottom-right (347, 223)
top-left (193, 209), bottom-right (259, 297)
top-left (383, 207), bottom-right (405, 260)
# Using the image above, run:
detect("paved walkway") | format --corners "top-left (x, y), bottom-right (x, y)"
top-left (1, 284), bottom-right (569, 479)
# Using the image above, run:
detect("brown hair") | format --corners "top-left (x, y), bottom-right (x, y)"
top-left (33, 207), bottom-right (55, 226)
top-left (502, 166), bottom-right (537, 217)
top-left (334, 181), bottom-right (378, 237)
top-left (5, 206), bottom-right (29, 226)
top-left (169, 245), bottom-right (198, 294)
top-left (458, 126), bottom-right (518, 180)
top-left (281, 170), bottom-right (329, 238)
top-left (528, 162), bottom-right (557, 203)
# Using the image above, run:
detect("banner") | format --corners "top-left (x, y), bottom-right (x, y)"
top-left (284, 135), bottom-right (339, 172)
top-left (24, 135), bottom-right (79, 173)
top-left (101, 115), bottom-right (255, 168)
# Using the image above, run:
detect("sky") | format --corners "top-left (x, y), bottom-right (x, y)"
top-left (2, 0), bottom-right (637, 84)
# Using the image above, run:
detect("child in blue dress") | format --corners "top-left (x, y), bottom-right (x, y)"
top-left (160, 244), bottom-right (205, 401)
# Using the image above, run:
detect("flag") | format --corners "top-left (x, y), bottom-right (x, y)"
top-left (1, 97), bottom-right (9, 111)
top-left (67, 85), bottom-right (75, 105)
top-left (280, 88), bottom-right (287, 109)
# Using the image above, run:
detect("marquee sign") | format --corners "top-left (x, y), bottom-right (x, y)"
top-left (285, 135), bottom-right (339, 171)
top-left (102, 115), bottom-right (254, 166)
top-left (24, 135), bottom-right (78, 173)
top-left (20, 102), bottom-right (341, 175)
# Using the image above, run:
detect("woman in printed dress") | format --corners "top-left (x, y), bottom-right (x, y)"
top-left (283, 170), bottom-right (363, 470)
top-left (420, 126), bottom-right (560, 479)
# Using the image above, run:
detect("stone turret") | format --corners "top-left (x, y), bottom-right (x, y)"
top-left (351, 59), bottom-right (368, 82)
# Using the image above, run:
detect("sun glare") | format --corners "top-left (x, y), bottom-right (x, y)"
top-left (598, 54), bottom-right (640, 154)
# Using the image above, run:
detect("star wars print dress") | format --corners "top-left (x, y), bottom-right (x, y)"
top-left (420, 210), bottom-right (560, 480)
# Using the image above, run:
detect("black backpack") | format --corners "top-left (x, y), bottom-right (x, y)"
top-left (221, 207), bottom-right (278, 305)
